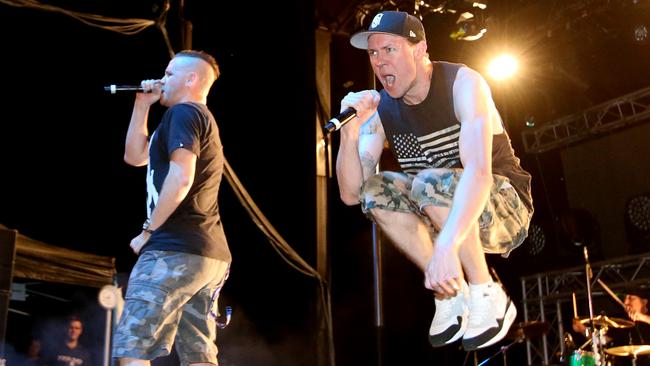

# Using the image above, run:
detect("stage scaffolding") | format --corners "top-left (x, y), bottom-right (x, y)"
top-left (521, 252), bottom-right (650, 365)
top-left (521, 85), bottom-right (650, 154)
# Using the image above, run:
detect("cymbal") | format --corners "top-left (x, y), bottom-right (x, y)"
top-left (605, 345), bottom-right (650, 357)
top-left (506, 320), bottom-right (551, 340)
top-left (579, 314), bottom-right (635, 328)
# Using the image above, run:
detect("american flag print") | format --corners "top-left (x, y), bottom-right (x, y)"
top-left (392, 123), bottom-right (461, 175)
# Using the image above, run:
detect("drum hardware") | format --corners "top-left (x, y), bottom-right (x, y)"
top-left (604, 345), bottom-right (650, 366)
top-left (477, 321), bottom-right (551, 366)
top-left (578, 247), bottom-right (627, 365)
top-left (575, 246), bottom-right (638, 365)
top-left (578, 315), bottom-right (635, 329)
top-left (567, 324), bottom-right (611, 366)
top-left (583, 246), bottom-right (604, 365)
top-left (605, 345), bottom-right (650, 357)
top-left (505, 321), bottom-right (552, 342)
top-left (569, 349), bottom-right (597, 366)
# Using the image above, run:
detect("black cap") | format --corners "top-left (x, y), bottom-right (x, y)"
top-left (350, 11), bottom-right (426, 50)
top-left (626, 284), bottom-right (650, 299)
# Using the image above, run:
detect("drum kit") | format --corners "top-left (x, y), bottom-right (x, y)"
top-left (475, 247), bottom-right (648, 366)
top-left (566, 314), bottom-right (644, 366)
top-left (565, 247), bottom-right (650, 366)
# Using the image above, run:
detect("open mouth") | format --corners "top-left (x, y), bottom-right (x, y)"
top-left (383, 75), bottom-right (395, 86)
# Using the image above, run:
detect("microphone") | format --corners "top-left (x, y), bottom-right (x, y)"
top-left (216, 306), bottom-right (232, 329)
top-left (103, 85), bottom-right (151, 94)
top-left (324, 107), bottom-right (357, 133)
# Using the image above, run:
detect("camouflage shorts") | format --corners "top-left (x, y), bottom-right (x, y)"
top-left (112, 250), bottom-right (229, 366)
top-left (361, 169), bottom-right (532, 257)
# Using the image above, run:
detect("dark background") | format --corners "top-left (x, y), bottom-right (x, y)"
top-left (1, 0), bottom-right (650, 365)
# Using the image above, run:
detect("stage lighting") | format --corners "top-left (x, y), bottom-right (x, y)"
top-left (525, 116), bottom-right (536, 128)
top-left (625, 193), bottom-right (650, 253)
top-left (471, 2), bottom-right (487, 10)
top-left (527, 223), bottom-right (546, 256)
top-left (487, 54), bottom-right (518, 80)
top-left (627, 194), bottom-right (650, 232)
top-left (450, 11), bottom-right (487, 41)
top-left (635, 25), bottom-right (648, 42)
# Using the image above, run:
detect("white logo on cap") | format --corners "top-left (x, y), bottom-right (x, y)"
top-left (410, 30), bottom-right (416, 38)
top-left (370, 13), bottom-right (383, 29)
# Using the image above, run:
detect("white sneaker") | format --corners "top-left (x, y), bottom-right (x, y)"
top-left (429, 280), bottom-right (469, 347)
top-left (462, 282), bottom-right (517, 351)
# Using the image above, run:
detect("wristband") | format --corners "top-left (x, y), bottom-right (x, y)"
top-left (142, 218), bottom-right (155, 234)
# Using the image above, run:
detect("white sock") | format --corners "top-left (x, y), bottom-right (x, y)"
top-left (469, 279), bottom-right (495, 293)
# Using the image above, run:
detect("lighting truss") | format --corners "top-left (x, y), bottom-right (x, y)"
top-left (522, 85), bottom-right (650, 154)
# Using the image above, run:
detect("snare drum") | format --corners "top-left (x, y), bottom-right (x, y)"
top-left (569, 350), bottom-right (596, 366)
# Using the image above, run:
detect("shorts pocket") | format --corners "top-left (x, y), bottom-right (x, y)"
top-left (126, 282), bottom-right (169, 305)
top-left (121, 282), bottom-right (171, 326)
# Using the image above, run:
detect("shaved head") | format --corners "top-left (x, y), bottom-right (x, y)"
top-left (160, 50), bottom-right (220, 105)
top-left (175, 50), bottom-right (220, 87)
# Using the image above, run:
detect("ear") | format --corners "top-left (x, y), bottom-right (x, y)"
top-left (414, 40), bottom-right (428, 57)
top-left (186, 72), bottom-right (197, 86)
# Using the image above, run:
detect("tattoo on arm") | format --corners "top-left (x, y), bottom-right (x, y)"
top-left (359, 112), bottom-right (379, 135)
top-left (358, 112), bottom-right (381, 180)
top-left (360, 151), bottom-right (378, 180)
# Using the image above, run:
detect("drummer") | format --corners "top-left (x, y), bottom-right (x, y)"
top-left (607, 286), bottom-right (650, 366)
top-left (568, 286), bottom-right (650, 365)
top-left (622, 286), bottom-right (650, 344)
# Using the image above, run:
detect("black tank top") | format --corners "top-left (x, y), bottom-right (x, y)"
top-left (377, 61), bottom-right (533, 211)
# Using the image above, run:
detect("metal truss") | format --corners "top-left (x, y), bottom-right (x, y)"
top-left (521, 86), bottom-right (650, 154)
top-left (520, 252), bottom-right (650, 365)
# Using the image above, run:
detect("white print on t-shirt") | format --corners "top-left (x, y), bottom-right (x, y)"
top-left (146, 166), bottom-right (159, 218)
top-left (146, 131), bottom-right (160, 218)
top-left (57, 355), bottom-right (84, 366)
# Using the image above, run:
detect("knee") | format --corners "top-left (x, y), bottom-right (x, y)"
top-left (368, 207), bottom-right (391, 225)
top-left (419, 205), bottom-right (449, 231)
top-left (411, 168), bottom-right (455, 205)
top-left (360, 173), bottom-right (385, 195)
top-left (412, 168), bottom-right (451, 187)
top-left (119, 358), bottom-right (151, 366)
top-left (412, 169), bottom-right (458, 226)
top-left (361, 171), bottom-right (411, 203)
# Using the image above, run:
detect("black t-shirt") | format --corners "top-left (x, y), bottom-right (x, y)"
top-left (141, 102), bottom-right (231, 262)
top-left (41, 343), bottom-right (92, 366)
top-left (377, 61), bottom-right (533, 212)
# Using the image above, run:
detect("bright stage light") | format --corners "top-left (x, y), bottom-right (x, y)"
top-left (487, 54), bottom-right (519, 80)
top-left (635, 25), bottom-right (648, 42)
